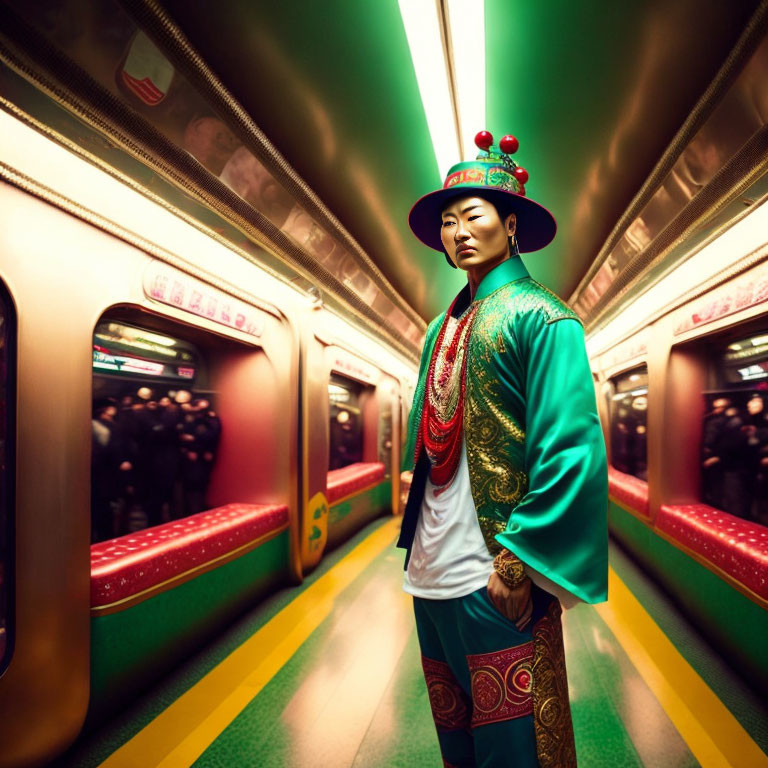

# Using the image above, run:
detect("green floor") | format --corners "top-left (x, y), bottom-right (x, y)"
top-left (188, 544), bottom-right (697, 768)
top-left (55, 518), bottom-right (768, 767)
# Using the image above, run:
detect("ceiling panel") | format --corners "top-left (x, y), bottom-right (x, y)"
top-left (486, 0), bottom-right (761, 298)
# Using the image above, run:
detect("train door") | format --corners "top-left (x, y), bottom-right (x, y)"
top-left (324, 349), bottom-right (391, 549)
top-left (300, 332), bottom-right (393, 569)
top-left (88, 290), bottom-right (301, 717)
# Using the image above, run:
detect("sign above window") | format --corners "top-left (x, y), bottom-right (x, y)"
top-left (326, 346), bottom-right (379, 385)
top-left (144, 262), bottom-right (266, 338)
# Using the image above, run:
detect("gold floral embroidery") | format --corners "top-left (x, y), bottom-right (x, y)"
top-left (477, 517), bottom-right (506, 555)
top-left (486, 278), bottom-right (581, 326)
top-left (464, 277), bottom-right (580, 549)
top-left (410, 277), bottom-right (581, 546)
top-left (532, 600), bottom-right (577, 767)
top-left (465, 288), bottom-right (527, 543)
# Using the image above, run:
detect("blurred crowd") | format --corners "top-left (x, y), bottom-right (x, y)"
top-left (329, 403), bottom-right (363, 470)
top-left (702, 393), bottom-right (768, 525)
top-left (610, 394), bottom-right (648, 482)
top-left (91, 388), bottom-right (221, 542)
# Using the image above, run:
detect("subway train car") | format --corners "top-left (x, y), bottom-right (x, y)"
top-left (0, 1), bottom-right (767, 767)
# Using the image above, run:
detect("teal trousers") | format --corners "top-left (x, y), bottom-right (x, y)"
top-left (414, 584), bottom-right (556, 768)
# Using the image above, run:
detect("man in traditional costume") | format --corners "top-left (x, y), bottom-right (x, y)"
top-left (398, 131), bottom-right (608, 767)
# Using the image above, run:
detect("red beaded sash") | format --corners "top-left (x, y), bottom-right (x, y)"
top-left (415, 296), bottom-right (479, 487)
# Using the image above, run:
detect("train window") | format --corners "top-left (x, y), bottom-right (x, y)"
top-left (329, 375), bottom-right (364, 470)
top-left (701, 331), bottom-right (768, 525)
top-left (609, 366), bottom-right (648, 481)
top-left (0, 287), bottom-right (14, 674)
top-left (91, 320), bottom-right (221, 542)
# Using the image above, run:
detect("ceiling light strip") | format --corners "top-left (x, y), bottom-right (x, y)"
top-left (437, 0), bottom-right (463, 160)
top-left (398, 0), bottom-right (459, 178)
top-left (445, 0), bottom-right (486, 161)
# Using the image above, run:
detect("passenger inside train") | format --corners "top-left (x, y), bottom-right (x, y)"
top-left (700, 330), bottom-right (768, 523)
top-left (328, 374), bottom-right (365, 471)
top-left (609, 367), bottom-right (649, 482)
top-left (91, 321), bottom-right (222, 540)
top-left (0, 1), bottom-right (767, 767)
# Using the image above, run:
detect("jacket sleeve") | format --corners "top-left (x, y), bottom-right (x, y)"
top-left (494, 312), bottom-right (609, 604)
top-left (401, 315), bottom-right (444, 472)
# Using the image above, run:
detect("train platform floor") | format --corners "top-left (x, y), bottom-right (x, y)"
top-left (55, 516), bottom-right (768, 768)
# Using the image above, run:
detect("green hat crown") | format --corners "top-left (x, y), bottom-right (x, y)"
top-left (442, 131), bottom-right (530, 195)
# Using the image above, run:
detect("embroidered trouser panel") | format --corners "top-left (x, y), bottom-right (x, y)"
top-left (413, 584), bottom-right (575, 768)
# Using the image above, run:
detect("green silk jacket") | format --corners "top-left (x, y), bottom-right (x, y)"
top-left (400, 256), bottom-right (608, 604)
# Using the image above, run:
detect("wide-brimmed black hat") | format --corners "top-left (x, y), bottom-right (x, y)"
top-left (408, 131), bottom-right (557, 254)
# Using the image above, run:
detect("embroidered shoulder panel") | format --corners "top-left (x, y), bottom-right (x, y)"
top-left (465, 282), bottom-right (527, 548)
top-left (502, 278), bottom-right (582, 326)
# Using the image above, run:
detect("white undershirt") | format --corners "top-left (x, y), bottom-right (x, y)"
top-left (403, 441), bottom-right (494, 599)
top-left (403, 440), bottom-right (581, 608)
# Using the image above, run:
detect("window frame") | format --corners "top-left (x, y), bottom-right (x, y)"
top-left (0, 280), bottom-right (17, 676)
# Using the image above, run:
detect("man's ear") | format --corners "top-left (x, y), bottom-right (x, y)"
top-left (505, 212), bottom-right (517, 238)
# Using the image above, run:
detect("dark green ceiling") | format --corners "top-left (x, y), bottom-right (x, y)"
top-left (159, 0), bottom-right (760, 322)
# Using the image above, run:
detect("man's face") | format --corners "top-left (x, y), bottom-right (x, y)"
top-left (440, 196), bottom-right (515, 271)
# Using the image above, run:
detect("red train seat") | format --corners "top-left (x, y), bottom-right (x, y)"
top-left (327, 462), bottom-right (386, 504)
top-left (90, 503), bottom-right (289, 608)
top-left (608, 466), bottom-right (650, 517)
top-left (656, 503), bottom-right (768, 601)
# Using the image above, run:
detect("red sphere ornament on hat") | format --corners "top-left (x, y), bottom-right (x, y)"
top-left (474, 130), bottom-right (493, 151)
top-left (499, 135), bottom-right (519, 154)
top-left (513, 167), bottom-right (529, 185)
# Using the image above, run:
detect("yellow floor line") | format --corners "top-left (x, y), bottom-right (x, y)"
top-left (99, 517), bottom-right (401, 768)
top-left (596, 568), bottom-right (768, 768)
